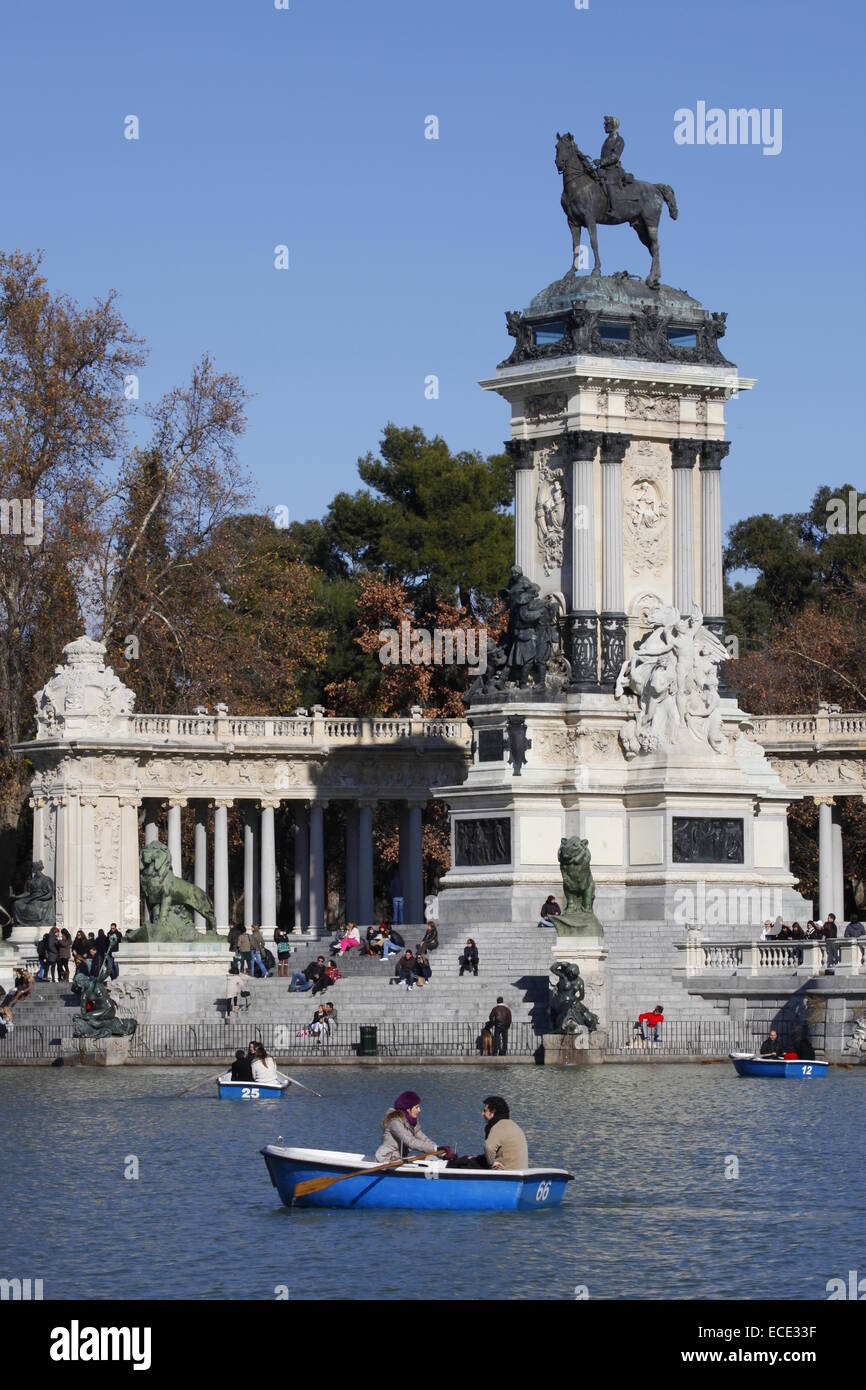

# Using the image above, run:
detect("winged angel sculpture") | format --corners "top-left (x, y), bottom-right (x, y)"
top-left (614, 604), bottom-right (728, 759)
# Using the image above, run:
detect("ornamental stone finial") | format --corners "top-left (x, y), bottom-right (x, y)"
top-left (34, 636), bottom-right (135, 740)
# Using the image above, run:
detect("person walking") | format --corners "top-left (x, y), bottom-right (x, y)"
top-left (488, 997), bottom-right (512, 1056)
top-left (57, 929), bottom-right (72, 983)
top-left (274, 924), bottom-right (292, 976)
top-left (45, 927), bottom-right (60, 982)
top-left (390, 870), bottom-right (404, 925)
top-left (249, 925), bottom-right (267, 978)
top-left (237, 928), bottom-right (252, 975)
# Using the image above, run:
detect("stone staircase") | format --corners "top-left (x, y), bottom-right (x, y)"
top-left (603, 920), bottom-right (730, 1022)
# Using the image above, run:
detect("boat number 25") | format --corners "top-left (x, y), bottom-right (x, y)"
top-left (535, 1181), bottom-right (551, 1202)
top-left (241, 1087), bottom-right (260, 1098)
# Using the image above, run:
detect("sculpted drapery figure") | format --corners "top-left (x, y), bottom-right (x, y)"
top-left (10, 860), bottom-right (55, 928)
top-left (615, 604), bottom-right (728, 758)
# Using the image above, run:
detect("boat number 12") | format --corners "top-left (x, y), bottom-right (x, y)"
top-left (242, 1087), bottom-right (260, 1098)
top-left (535, 1181), bottom-right (551, 1202)
top-left (802, 1066), bottom-right (812, 1076)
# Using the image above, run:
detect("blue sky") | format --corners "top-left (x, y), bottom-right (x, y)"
top-left (2, 0), bottom-right (863, 538)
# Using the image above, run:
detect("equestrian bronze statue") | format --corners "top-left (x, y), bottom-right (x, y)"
top-left (555, 117), bottom-right (678, 287)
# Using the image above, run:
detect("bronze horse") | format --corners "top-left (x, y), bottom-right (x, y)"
top-left (555, 131), bottom-right (678, 288)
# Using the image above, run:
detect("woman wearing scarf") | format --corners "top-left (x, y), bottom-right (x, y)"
top-left (374, 1090), bottom-right (440, 1162)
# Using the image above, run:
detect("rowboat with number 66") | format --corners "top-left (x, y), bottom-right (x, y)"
top-left (261, 1144), bottom-right (573, 1211)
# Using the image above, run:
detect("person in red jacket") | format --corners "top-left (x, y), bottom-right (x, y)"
top-left (638, 1004), bottom-right (664, 1042)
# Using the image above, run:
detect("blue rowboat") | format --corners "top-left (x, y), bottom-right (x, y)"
top-left (729, 1052), bottom-right (828, 1079)
top-left (261, 1144), bottom-right (573, 1211)
top-left (217, 1071), bottom-right (292, 1100)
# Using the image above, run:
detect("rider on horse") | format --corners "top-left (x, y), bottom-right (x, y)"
top-left (595, 115), bottom-right (630, 219)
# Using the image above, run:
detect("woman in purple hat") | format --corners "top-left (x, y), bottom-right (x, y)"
top-left (374, 1090), bottom-right (440, 1163)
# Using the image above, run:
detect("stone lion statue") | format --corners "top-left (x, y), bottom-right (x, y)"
top-left (130, 841), bottom-right (216, 943)
top-left (554, 836), bottom-right (604, 937)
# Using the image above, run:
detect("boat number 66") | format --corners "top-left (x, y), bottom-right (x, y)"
top-left (535, 1181), bottom-right (551, 1202)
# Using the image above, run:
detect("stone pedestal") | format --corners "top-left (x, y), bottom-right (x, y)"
top-left (542, 1031), bottom-right (606, 1064)
top-left (68, 1035), bottom-right (133, 1066)
top-left (115, 940), bottom-right (227, 977)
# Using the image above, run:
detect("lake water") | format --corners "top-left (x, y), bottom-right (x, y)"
top-left (3, 1063), bottom-right (863, 1300)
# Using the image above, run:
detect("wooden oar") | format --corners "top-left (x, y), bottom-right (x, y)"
top-left (294, 1147), bottom-right (445, 1198)
top-left (175, 1071), bottom-right (220, 1098)
top-left (283, 1075), bottom-right (323, 1098)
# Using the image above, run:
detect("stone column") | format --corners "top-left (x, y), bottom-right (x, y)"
top-left (144, 801), bottom-right (160, 845)
top-left (309, 801), bottom-right (326, 931)
top-left (671, 438), bottom-right (699, 615)
top-left (507, 440), bottom-right (536, 581)
top-left (167, 801), bottom-right (183, 878)
top-left (31, 795), bottom-right (47, 871)
top-left (214, 800), bottom-right (232, 934)
top-left (260, 801), bottom-right (278, 933)
top-left (817, 797), bottom-right (834, 922)
top-left (345, 804), bottom-right (359, 922)
top-left (193, 803), bottom-right (208, 934)
top-left (358, 800), bottom-right (375, 926)
top-left (600, 433), bottom-right (628, 688)
top-left (699, 441), bottom-right (728, 621)
top-left (119, 797), bottom-right (141, 935)
top-left (566, 429), bottom-right (601, 688)
top-left (832, 815), bottom-right (845, 923)
top-left (243, 806), bottom-right (258, 929)
top-left (406, 801), bottom-right (425, 925)
top-left (294, 803), bottom-right (310, 932)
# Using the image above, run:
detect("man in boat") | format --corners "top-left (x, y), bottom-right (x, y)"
top-left (447, 1096), bottom-right (529, 1170)
top-left (230, 1048), bottom-right (253, 1082)
top-left (759, 1028), bottom-right (784, 1057)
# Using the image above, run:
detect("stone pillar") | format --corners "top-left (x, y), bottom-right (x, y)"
top-left (119, 797), bottom-right (141, 935)
top-left (406, 801), bottom-right (425, 924)
top-left (309, 801), bottom-right (326, 931)
top-left (358, 800), bottom-right (375, 926)
top-left (52, 795), bottom-right (68, 938)
top-left (214, 800), bottom-right (232, 933)
top-left (507, 440), bottom-right (536, 581)
top-left (699, 441), bottom-right (728, 620)
top-left (243, 806), bottom-right (258, 929)
top-left (294, 803), bottom-right (310, 932)
top-left (260, 801), bottom-right (278, 932)
top-left (599, 433), bottom-right (628, 688)
top-left (167, 801), bottom-right (183, 878)
top-left (345, 804), bottom-right (359, 922)
top-left (144, 801), bottom-right (160, 845)
top-left (817, 797), bottom-right (834, 922)
top-left (567, 429), bottom-right (601, 688)
top-left (193, 803), bottom-right (208, 934)
top-left (671, 438), bottom-right (699, 615)
top-left (832, 815), bottom-right (845, 923)
top-left (31, 795), bottom-right (47, 872)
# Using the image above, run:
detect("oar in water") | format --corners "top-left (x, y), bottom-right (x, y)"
top-left (283, 1075), bottom-right (323, 1098)
top-left (175, 1071), bottom-right (219, 1099)
top-left (294, 1148), bottom-right (445, 1199)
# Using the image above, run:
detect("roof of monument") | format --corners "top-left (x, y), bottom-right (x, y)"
top-left (526, 270), bottom-right (710, 323)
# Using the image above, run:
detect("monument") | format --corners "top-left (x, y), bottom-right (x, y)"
top-left (435, 118), bottom-right (810, 1023)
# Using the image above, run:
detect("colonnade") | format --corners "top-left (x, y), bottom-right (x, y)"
top-left (142, 796), bottom-right (426, 935)
top-left (816, 797), bottom-right (847, 922)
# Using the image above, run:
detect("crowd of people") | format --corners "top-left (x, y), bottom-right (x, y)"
top-left (758, 913), bottom-right (862, 940)
top-left (33, 925), bottom-right (123, 983)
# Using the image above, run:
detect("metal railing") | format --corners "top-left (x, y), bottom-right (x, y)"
top-left (0, 1020), bottom-right (544, 1061)
top-left (604, 1019), bottom-right (780, 1056)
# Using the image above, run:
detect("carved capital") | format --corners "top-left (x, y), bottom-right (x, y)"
top-left (813, 795), bottom-right (836, 807)
top-left (505, 439), bottom-right (534, 470)
top-left (213, 798), bottom-right (234, 810)
top-left (601, 433), bottom-right (629, 465)
top-left (259, 797), bottom-right (282, 811)
top-left (700, 440), bottom-right (731, 471)
top-left (564, 428), bottom-right (603, 462)
top-left (670, 438), bottom-right (700, 469)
